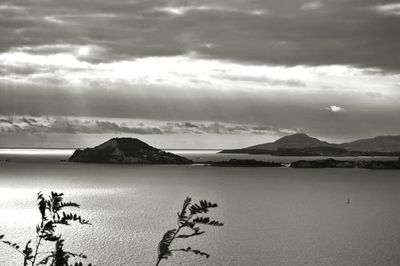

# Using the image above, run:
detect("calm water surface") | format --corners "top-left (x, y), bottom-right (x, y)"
top-left (1, 150), bottom-right (400, 265)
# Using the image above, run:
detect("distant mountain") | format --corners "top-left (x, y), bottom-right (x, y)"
top-left (246, 133), bottom-right (333, 150)
top-left (220, 133), bottom-right (400, 155)
top-left (340, 135), bottom-right (400, 152)
top-left (69, 138), bottom-right (192, 164)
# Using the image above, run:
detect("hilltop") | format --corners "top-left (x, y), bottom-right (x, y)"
top-left (247, 133), bottom-right (333, 150)
top-left (69, 138), bottom-right (192, 164)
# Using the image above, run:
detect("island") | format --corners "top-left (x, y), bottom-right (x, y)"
top-left (290, 158), bottom-right (400, 169)
top-left (69, 138), bottom-right (193, 164)
top-left (207, 159), bottom-right (285, 167)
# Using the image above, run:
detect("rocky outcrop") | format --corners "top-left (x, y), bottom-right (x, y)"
top-left (69, 138), bottom-right (192, 164)
top-left (290, 158), bottom-right (356, 168)
top-left (290, 158), bottom-right (400, 169)
top-left (208, 159), bottom-right (284, 167)
top-left (356, 160), bottom-right (400, 169)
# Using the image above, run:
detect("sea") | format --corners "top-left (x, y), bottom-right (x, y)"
top-left (1, 149), bottom-right (400, 266)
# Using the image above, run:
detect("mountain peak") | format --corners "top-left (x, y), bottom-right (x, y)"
top-left (247, 133), bottom-right (331, 150)
top-left (276, 133), bottom-right (312, 141)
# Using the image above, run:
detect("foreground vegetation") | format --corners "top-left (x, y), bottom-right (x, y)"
top-left (1, 192), bottom-right (223, 266)
top-left (156, 197), bottom-right (223, 265)
top-left (1, 192), bottom-right (91, 266)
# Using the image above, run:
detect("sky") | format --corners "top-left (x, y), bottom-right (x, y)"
top-left (0, 0), bottom-right (400, 148)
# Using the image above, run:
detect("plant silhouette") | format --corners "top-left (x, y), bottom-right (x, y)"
top-left (156, 197), bottom-right (223, 266)
top-left (1, 191), bottom-right (92, 266)
top-left (2, 193), bottom-right (223, 265)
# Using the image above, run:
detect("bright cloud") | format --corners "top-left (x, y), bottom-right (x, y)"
top-left (1, 49), bottom-right (399, 95)
top-left (154, 6), bottom-right (210, 15)
top-left (153, 5), bottom-right (268, 16)
top-left (375, 3), bottom-right (400, 16)
top-left (300, 1), bottom-right (322, 11)
top-left (323, 105), bottom-right (345, 112)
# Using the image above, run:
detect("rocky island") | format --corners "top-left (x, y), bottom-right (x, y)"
top-left (69, 138), bottom-right (193, 164)
top-left (290, 158), bottom-right (400, 169)
top-left (207, 159), bottom-right (284, 167)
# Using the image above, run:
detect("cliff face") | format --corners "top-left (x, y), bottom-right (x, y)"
top-left (69, 138), bottom-right (192, 164)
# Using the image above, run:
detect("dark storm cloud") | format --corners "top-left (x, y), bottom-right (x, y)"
top-left (1, 0), bottom-right (400, 70)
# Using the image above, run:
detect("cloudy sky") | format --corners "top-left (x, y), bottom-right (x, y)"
top-left (0, 0), bottom-right (399, 148)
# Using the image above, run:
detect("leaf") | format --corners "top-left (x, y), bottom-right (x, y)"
top-left (176, 231), bottom-right (205, 238)
top-left (58, 212), bottom-right (90, 225)
top-left (2, 240), bottom-right (22, 252)
top-left (59, 201), bottom-right (80, 209)
top-left (44, 235), bottom-right (61, 242)
top-left (41, 221), bottom-right (56, 235)
top-left (37, 192), bottom-right (47, 220)
top-left (22, 240), bottom-right (33, 257)
top-left (65, 251), bottom-right (87, 259)
top-left (50, 192), bottom-right (65, 213)
top-left (157, 229), bottom-right (176, 261)
top-left (193, 217), bottom-right (224, 226)
top-left (200, 200), bottom-right (218, 209)
top-left (53, 239), bottom-right (70, 266)
top-left (178, 197), bottom-right (192, 223)
top-left (189, 200), bottom-right (218, 215)
top-left (177, 247), bottom-right (210, 258)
